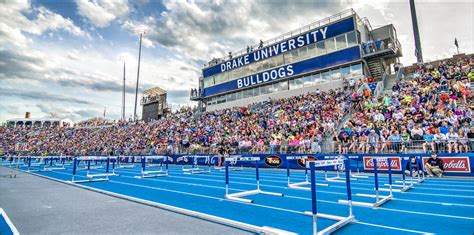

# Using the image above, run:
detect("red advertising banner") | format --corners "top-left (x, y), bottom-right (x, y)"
top-left (422, 157), bottom-right (471, 173)
top-left (363, 157), bottom-right (401, 171)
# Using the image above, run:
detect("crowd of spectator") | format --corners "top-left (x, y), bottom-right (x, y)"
top-left (1, 88), bottom-right (350, 156)
top-left (333, 58), bottom-right (473, 154)
top-left (1, 58), bottom-right (472, 157)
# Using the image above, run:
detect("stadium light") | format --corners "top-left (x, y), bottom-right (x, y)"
top-left (132, 27), bottom-right (148, 121)
top-left (118, 56), bottom-right (127, 121)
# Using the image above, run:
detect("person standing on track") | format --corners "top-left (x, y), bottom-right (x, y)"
top-left (217, 142), bottom-right (226, 167)
top-left (424, 153), bottom-right (444, 177)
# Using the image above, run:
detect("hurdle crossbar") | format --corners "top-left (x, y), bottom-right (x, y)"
top-left (224, 157), bottom-right (284, 203)
top-left (286, 156), bottom-right (328, 191)
top-left (216, 155), bottom-right (243, 171)
top-left (182, 155), bottom-right (211, 174)
top-left (339, 158), bottom-right (393, 208)
top-left (135, 156), bottom-right (168, 178)
top-left (305, 159), bottom-right (355, 235)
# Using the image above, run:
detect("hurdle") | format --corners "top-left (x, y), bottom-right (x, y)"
top-left (304, 158), bottom-right (355, 235)
top-left (381, 157), bottom-right (413, 193)
top-left (214, 154), bottom-right (243, 171)
top-left (182, 155), bottom-right (211, 174)
top-left (224, 156), bottom-right (284, 203)
top-left (115, 156), bottom-right (135, 169)
top-left (75, 156), bottom-right (104, 171)
top-left (286, 156), bottom-right (328, 191)
top-left (134, 155), bottom-right (168, 178)
top-left (25, 156), bottom-right (44, 172)
top-left (339, 157), bottom-right (393, 207)
top-left (348, 156), bottom-right (369, 178)
top-left (394, 156), bottom-right (424, 185)
top-left (70, 156), bottom-right (118, 183)
top-left (40, 156), bottom-right (69, 171)
top-left (323, 156), bottom-right (358, 183)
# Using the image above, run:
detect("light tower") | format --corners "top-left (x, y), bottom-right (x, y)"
top-left (410, 0), bottom-right (423, 63)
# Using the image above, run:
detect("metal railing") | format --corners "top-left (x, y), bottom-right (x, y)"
top-left (325, 139), bottom-right (474, 154)
top-left (361, 37), bottom-right (401, 56)
top-left (204, 9), bottom-right (356, 68)
top-left (14, 139), bottom-right (471, 157)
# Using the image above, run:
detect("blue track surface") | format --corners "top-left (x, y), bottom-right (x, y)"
top-left (4, 162), bottom-right (474, 234)
top-left (0, 212), bottom-right (14, 235)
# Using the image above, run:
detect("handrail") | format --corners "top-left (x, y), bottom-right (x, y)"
top-left (10, 139), bottom-right (472, 156)
top-left (203, 9), bottom-right (356, 69)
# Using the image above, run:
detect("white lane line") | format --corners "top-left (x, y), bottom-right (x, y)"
top-left (355, 221), bottom-right (432, 234)
top-left (109, 168), bottom-right (474, 204)
top-left (166, 168), bottom-right (474, 193)
top-left (109, 169), bottom-right (474, 215)
top-left (393, 198), bottom-right (474, 208)
top-left (0, 208), bottom-right (20, 235)
top-left (20, 167), bottom-right (474, 233)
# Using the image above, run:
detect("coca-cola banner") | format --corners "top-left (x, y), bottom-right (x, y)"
top-left (363, 157), bottom-right (401, 171)
top-left (422, 157), bottom-right (471, 173)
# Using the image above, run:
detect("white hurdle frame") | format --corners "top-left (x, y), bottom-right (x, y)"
top-left (214, 154), bottom-right (243, 171)
top-left (135, 156), bottom-right (169, 178)
top-left (394, 156), bottom-right (424, 185)
top-left (115, 156), bottom-right (135, 169)
top-left (71, 156), bottom-right (118, 183)
top-left (40, 156), bottom-right (69, 171)
top-left (224, 156), bottom-right (284, 203)
top-left (348, 156), bottom-right (370, 178)
top-left (286, 156), bottom-right (328, 191)
top-left (182, 155), bottom-right (211, 174)
top-left (339, 157), bottom-right (393, 208)
top-left (324, 156), bottom-right (358, 183)
top-left (304, 158), bottom-right (355, 235)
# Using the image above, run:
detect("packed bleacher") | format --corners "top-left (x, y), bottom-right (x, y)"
top-left (336, 57), bottom-right (473, 154)
top-left (1, 58), bottom-right (472, 156)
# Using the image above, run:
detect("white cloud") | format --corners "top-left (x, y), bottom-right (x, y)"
top-left (76, 0), bottom-right (129, 28)
top-left (0, 0), bottom-right (88, 48)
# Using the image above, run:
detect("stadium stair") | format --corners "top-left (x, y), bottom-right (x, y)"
top-left (366, 57), bottom-right (385, 81)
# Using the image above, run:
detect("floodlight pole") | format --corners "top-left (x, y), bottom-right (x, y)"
top-left (122, 61), bottom-right (126, 121)
top-left (133, 33), bottom-right (143, 121)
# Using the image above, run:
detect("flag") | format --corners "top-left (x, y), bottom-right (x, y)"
top-left (454, 38), bottom-right (459, 48)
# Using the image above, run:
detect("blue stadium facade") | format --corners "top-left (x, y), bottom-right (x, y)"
top-left (191, 9), bottom-right (402, 111)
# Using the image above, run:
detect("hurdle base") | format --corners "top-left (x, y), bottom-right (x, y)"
top-left (41, 166), bottom-right (66, 171)
top-left (350, 174), bottom-right (369, 178)
top-left (86, 173), bottom-right (118, 178)
top-left (339, 194), bottom-right (393, 208)
top-left (288, 181), bottom-right (329, 191)
top-left (134, 170), bottom-right (168, 178)
top-left (381, 184), bottom-right (413, 192)
top-left (116, 164), bottom-right (135, 169)
top-left (395, 179), bottom-right (423, 184)
top-left (303, 212), bottom-right (355, 235)
top-left (183, 168), bottom-right (210, 174)
top-left (225, 189), bottom-right (284, 204)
